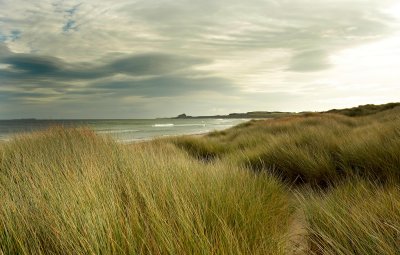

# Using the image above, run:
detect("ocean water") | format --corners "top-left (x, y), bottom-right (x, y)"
top-left (0, 118), bottom-right (248, 142)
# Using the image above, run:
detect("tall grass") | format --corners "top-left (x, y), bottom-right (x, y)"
top-left (326, 102), bottom-right (400, 116)
top-left (174, 107), bottom-right (400, 185)
top-left (0, 127), bottom-right (292, 254)
top-left (172, 106), bottom-right (400, 254)
top-left (1, 104), bottom-right (399, 254)
top-left (300, 179), bottom-right (400, 255)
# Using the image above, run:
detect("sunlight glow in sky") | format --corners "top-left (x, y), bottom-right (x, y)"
top-left (0, 0), bottom-right (399, 118)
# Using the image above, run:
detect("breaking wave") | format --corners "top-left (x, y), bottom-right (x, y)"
top-left (152, 124), bottom-right (174, 127)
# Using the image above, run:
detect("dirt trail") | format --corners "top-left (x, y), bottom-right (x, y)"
top-left (285, 207), bottom-right (308, 255)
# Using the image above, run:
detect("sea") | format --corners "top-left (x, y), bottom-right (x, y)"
top-left (0, 118), bottom-right (248, 143)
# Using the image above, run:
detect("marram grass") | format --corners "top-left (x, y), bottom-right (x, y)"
top-left (0, 127), bottom-right (291, 255)
top-left (1, 105), bottom-right (400, 254)
top-left (171, 106), bottom-right (400, 254)
top-left (174, 107), bottom-right (400, 185)
top-left (300, 179), bottom-right (400, 255)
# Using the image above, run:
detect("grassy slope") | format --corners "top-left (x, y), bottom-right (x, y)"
top-left (173, 105), bottom-right (400, 254)
top-left (325, 102), bottom-right (400, 117)
top-left (0, 128), bottom-right (291, 255)
top-left (173, 106), bottom-right (400, 185)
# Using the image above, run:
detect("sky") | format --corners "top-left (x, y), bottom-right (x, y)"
top-left (0, 0), bottom-right (400, 119)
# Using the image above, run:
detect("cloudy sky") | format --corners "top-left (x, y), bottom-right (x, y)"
top-left (1, 0), bottom-right (400, 118)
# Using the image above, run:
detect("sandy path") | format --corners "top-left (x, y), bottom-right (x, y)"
top-left (285, 206), bottom-right (308, 254)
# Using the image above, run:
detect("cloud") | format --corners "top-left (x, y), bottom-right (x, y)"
top-left (0, 30), bottom-right (22, 43)
top-left (90, 76), bottom-right (236, 98)
top-left (62, 3), bottom-right (81, 33)
top-left (108, 53), bottom-right (210, 76)
top-left (3, 0), bottom-right (397, 64)
top-left (116, 0), bottom-right (397, 73)
top-left (0, 48), bottom-right (211, 82)
top-left (0, 43), bottom-right (11, 56)
top-left (288, 50), bottom-right (331, 72)
top-left (0, 45), bottom-right (236, 105)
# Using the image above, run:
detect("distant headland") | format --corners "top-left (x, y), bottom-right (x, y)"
top-left (172, 102), bottom-right (400, 119)
top-left (172, 111), bottom-right (295, 119)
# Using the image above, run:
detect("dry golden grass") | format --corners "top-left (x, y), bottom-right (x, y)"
top-left (0, 127), bottom-right (291, 254)
top-left (173, 107), bottom-right (400, 185)
top-left (172, 106), bottom-right (400, 254)
top-left (300, 179), bottom-right (400, 255)
top-left (1, 105), bottom-right (399, 254)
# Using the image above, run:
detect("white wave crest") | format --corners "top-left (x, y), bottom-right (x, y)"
top-left (152, 124), bottom-right (174, 127)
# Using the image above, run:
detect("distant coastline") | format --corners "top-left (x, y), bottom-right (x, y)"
top-left (171, 102), bottom-right (400, 119)
top-left (171, 111), bottom-right (297, 119)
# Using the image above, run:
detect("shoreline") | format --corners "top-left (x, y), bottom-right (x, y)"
top-left (0, 119), bottom-right (251, 144)
top-left (0, 125), bottom-right (234, 144)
